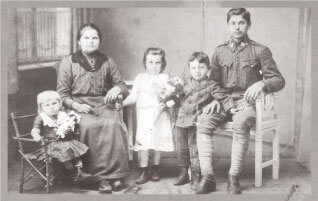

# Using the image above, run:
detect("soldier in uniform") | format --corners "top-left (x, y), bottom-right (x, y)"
top-left (195, 8), bottom-right (285, 194)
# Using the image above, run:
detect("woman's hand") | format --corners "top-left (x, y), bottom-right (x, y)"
top-left (202, 100), bottom-right (220, 114)
top-left (72, 102), bottom-right (92, 113)
top-left (105, 86), bottom-right (121, 103)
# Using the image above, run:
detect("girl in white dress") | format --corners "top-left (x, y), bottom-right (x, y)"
top-left (121, 47), bottom-right (174, 184)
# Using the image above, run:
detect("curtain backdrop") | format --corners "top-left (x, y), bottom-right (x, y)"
top-left (294, 8), bottom-right (311, 170)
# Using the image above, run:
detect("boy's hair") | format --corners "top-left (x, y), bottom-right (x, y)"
top-left (37, 90), bottom-right (61, 113)
top-left (188, 52), bottom-right (210, 69)
top-left (77, 22), bottom-right (102, 42)
top-left (227, 8), bottom-right (251, 26)
top-left (142, 47), bottom-right (167, 73)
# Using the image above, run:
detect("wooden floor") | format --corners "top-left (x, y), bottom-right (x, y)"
top-left (8, 157), bottom-right (311, 197)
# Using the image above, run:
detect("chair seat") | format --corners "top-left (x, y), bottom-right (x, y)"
top-left (215, 120), bottom-right (279, 136)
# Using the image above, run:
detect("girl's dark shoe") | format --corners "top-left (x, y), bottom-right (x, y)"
top-left (73, 166), bottom-right (92, 182)
top-left (112, 179), bottom-right (125, 192)
top-left (190, 171), bottom-right (201, 191)
top-left (135, 167), bottom-right (149, 184)
top-left (173, 167), bottom-right (190, 185)
top-left (98, 179), bottom-right (112, 194)
top-left (227, 174), bottom-right (242, 194)
top-left (150, 165), bottom-right (160, 181)
top-left (195, 174), bottom-right (216, 194)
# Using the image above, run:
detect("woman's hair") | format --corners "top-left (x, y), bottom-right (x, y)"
top-left (188, 52), bottom-right (210, 69)
top-left (142, 47), bottom-right (167, 73)
top-left (227, 8), bottom-right (251, 26)
top-left (77, 23), bottom-right (102, 42)
top-left (37, 90), bottom-right (61, 113)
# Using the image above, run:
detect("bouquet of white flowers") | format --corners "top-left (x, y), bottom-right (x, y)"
top-left (56, 111), bottom-right (81, 139)
top-left (154, 76), bottom-right (184, 125)
top-left (158, 76), bottom-right (185, 108)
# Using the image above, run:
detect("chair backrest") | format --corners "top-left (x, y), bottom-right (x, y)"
top-left (10, 112), bottom-right (38, 153)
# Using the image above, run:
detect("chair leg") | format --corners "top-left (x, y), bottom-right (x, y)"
top-left (19, 157), bottom-right (24, 193)
top-left (272, 128), bottom-right (279, 179)
top-left (46, 160), bottom-right (50, 194)
top-left (255, 138), bottom-right (263, 187)
top-left (44, 147), bottom-right (50, 194)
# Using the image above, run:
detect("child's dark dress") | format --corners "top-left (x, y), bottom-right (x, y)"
top-left (30, 112), bottom-right (89, 163)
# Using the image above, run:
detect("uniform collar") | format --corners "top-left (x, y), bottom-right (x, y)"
top-left (229, 35), bottom-right (250, 52)
top-left (71, 50), bottom-right (108, 72)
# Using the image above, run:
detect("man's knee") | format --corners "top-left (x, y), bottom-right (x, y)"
top-left (196, 112), bottom-right (226, 133)
top-left (232, 112), bottom-right (256, 130)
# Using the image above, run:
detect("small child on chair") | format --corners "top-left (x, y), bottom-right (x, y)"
top-left (30, 90), bottom-right (91, 182)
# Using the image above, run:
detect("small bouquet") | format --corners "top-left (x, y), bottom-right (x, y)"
top-left (153, 76), bottom-right (184, 125)
top-left (158, 76), bottom-right (185, 109)
top-left (56, 111), bottom-right (81, 139)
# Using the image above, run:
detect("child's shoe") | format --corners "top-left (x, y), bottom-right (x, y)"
top-left (190, 171), bottom-right (201, 191)
top-left (150, 165), bottom-right (160, 181)
top-left (73, 166), bottom-right (92, 182)
top-left (135, 167), bottom-right (149, 184)
top-left (98, 179), bottom-right (112, 194)
top-left (173, 166), bottom-right (190, 185)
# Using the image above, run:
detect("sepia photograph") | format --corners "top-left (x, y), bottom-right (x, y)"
top-left (1, 1), bottom-right (315, 201)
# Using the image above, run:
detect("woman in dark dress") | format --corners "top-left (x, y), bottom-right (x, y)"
top-left (57, 23), bottom-right (129, 193)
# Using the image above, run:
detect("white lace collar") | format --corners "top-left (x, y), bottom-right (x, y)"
top-left (39, 111), bottom-right (68, 128)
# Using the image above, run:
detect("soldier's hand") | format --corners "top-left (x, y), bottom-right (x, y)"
top-left (203, 100), bottom-right (220, 114)
top-left (244, 81), bottom-right (265, 104)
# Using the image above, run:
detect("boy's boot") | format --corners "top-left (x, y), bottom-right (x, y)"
top-left (173, 166), bottom-right (190, 185)
top-left (73, 166), bottom-right (92, 182)
top-left (135, 167), bottom-right (149, 184)
top-left (227, 174), bottom-right (242, 194)
top-left (190, 171), bottom-right (201, 191)
top-left (150, 165), bottom-right (160, 181)
top-left (195, 174), bottom-right (216, 194)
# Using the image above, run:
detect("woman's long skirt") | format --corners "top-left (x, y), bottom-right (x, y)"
top-left (73, 96), bottom-right (130, 182)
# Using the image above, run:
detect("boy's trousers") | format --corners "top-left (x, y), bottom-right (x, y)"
top-left (196, 99), bottom-right (256, 176)
top-left (175, 126), bottom-right (200, 172)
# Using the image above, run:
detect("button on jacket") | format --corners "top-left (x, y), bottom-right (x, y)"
top-left (176, 77), bottom-right (225, 128)
top-left (210, 36), bottom-right (285, 112)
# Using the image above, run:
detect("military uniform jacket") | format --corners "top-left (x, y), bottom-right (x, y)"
top-left (175, 77), bottom-right (225, 128)
top-left (210, 36), bottom-right (285, 112)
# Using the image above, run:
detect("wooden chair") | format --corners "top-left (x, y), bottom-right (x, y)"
top-left (10, 112), bottom-right (60, 193)
top-left (214, 93), bottom-right (280, 187)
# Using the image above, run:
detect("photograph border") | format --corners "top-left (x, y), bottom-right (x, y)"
top-left (1, 1), bottom-right (317, 201)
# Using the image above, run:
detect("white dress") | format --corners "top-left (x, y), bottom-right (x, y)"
top-left (128, 73), bottom-right (174, 152)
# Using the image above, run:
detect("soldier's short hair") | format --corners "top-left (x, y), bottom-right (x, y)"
top-left (227, 8), bottom-right (251, 26)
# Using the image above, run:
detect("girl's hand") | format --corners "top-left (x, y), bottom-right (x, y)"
top-left (105, 86), bottom-right (121, 103)
top-left (166, 100), bottom-right (175, 108)
top-left (72, 102), bottom-right (92, 113)
top-left (159, 103), bottom-right (166, 111)
top-left (115, 103), bottom-right (122, 110)
top-left (63, 128), bottom-right (72, 136)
